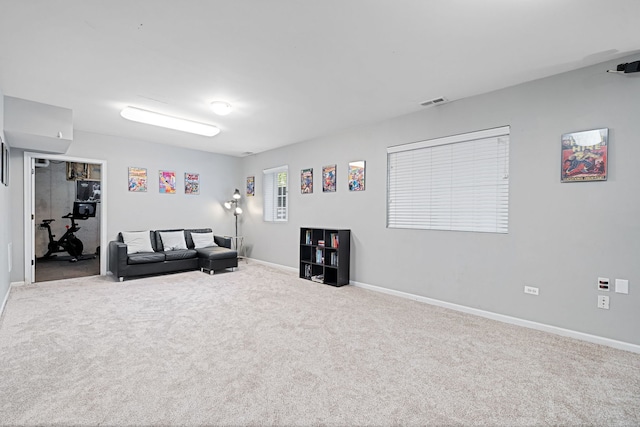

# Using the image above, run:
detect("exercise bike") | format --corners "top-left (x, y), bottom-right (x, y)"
top-left (38, 202), bottom-right (97, 262)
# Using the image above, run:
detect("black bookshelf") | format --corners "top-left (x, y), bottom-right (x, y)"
top-left (299, 228), bottom-right (350, 287)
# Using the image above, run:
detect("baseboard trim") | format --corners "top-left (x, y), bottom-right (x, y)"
top-left (0, 285), bottom-right (12, 319)
top-left (350, 280), bottom-right (640, 354)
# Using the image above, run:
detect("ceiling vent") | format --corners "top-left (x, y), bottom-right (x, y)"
top-left (420, 96), bottom-right (448, 107)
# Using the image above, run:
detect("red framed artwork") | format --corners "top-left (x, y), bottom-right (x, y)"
top-left (561, 128), bottom-right (608, 182)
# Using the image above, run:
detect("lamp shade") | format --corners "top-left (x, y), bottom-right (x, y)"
top-left (232, 189), bottom-right (241, 199)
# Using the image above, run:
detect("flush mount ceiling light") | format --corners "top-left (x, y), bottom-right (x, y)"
top-left (210, 101), bottom-right (233, 116)
top-left (120, 106), bottom-right (220, 137)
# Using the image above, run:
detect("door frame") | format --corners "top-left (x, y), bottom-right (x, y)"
top-left (23, 152), bottom-right (107, 284)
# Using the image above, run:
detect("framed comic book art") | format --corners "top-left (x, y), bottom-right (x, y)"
top-left (246, 176), bottom-right (255, 196)
top-left (185, 173), bottom-right (200, 195)
top-left (301, 168), bottom-right (313, 194)
top-left (322, 165), bottom-right (336, 192)
top-left (348, 160), bottom-right (365, 191)
top-left (159, 170), bottom-right (176, 194)
top-left (561, 128), bottom-right (608, 182)
top-left (128, 167), bottom-right (147, 192)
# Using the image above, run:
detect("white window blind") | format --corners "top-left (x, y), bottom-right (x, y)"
top-left (263, 165), bottom-right (288, 222)
top-left (387, 126), bottom-right (510, 233)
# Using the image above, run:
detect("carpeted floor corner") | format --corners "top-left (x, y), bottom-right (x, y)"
top-left (1, 262), bottom-right (639, 426)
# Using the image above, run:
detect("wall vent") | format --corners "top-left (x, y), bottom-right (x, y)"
top-left (420, 96), bottom-right (448, 107)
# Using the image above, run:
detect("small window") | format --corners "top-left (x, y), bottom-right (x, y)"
top-left (263, 165), bottom-right (288, 222)
top-left (387, 126), bottom-right (510, 233)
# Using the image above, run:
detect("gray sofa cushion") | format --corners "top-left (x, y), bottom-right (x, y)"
top-left (196, 246), bottom-right (237, 260)
top-left (164, 249), bottom-right (198, 261)
top-left (127, 252), bottom-right (165, 265)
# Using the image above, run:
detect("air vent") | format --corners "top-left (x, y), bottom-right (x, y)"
top-left (420, 96), bottom-right (448, 107)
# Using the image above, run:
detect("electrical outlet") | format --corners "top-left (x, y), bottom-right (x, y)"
top-left (524, 285), bottom-right (539, 295)
top-left (597, 295), bottom-right (610, 310)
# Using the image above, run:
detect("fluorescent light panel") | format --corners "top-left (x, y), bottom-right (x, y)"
top-left (121, 107), bottom-right (220, 137)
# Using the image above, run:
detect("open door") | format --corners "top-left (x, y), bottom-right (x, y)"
top-left (24, 152), bottom-right (107, 284)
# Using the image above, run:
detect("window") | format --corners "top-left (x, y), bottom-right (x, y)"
top-left (387, 126), bottom-right (510, 233)
top-left (263, 165), bottom-right (288, 222)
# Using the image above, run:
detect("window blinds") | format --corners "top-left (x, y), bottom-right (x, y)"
top-left (387, 126), bottom-right (510, 233)
top-left (263, 165), bottom-right (288, 222)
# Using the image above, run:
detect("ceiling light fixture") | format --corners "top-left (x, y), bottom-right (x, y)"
top-left (210, 101), bottom-right (233, 116)
top-left (120, 106), bottom-right (220, 137)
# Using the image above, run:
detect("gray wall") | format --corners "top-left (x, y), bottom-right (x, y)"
top-left (241, 55), bottom-right (640, 345)
top-left (0, 91), bottom-right (11, 308)
top-left (10, 130), bottom-right (242, 281)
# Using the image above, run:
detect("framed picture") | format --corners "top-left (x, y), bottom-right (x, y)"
top-left (1, 139), bottom-right (8, 186)
top-left (66, 162), bottom-right (89, 180)
top-left (128, 167), bottom-right (147, 192)
top-left (561, 128), bottom-right (608, 182)
top-left (322, 165), bottom-right (336, 192)
top-left (88, 163), bottom-right (101, 180)
top-left (348, 160), bottom-right (365, 191)
top-left (159, 170), bottom-right (176, 194)
top-left (246, 176), bottom-right (255, 196)
top-left (185, 173), bottom-right (200, 195)
top-left (301, 168), bottom-right (313, 193)
top-left (76, 180), bottom-right (101, 202)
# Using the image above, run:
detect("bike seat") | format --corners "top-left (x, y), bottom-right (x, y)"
top-left (42, 219), bottom-right (55, 224)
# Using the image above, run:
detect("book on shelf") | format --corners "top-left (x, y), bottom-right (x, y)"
top-left (304, 264), bottom-right (312, 279)
top-left (317, 239), bottom-right (325, 247)
top-left (330, 252), bottom-right (338, 266)
top-left (316, 248), bottom-right (323, 264)
top-left (305, 230), bottom-right (311, 245)
top-left (329, 233), bottom-right (339, 248)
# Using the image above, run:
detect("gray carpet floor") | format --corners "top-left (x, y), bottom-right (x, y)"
top-left (1, 262), bottom-right (639, 426)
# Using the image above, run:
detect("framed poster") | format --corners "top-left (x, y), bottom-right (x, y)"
top-left (246, 176), bottom-right (255, 196)
top-left (88, 163), bottom-right (101, 180)
top-left (348, 161), bottom-right (365, 191)
top-left (185, 173), bottom-right (200, 195)
top-left (128, 167), bottom-right (147, 192)
top-left (322, 165), bottom-right (336, 192)
top-left (66, 162), bottom-right (89, 180)
top-left (76, 180), bottom-right (101, 202)
top-left (159, 170), bottom-right (176, 194)
top-left (561, 128), bottom-right (608, 182)
top-left (301, 168), bottom-right (313, 193)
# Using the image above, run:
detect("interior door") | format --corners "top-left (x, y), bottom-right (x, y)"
top-left (29, 157), bottom-right (35, 283)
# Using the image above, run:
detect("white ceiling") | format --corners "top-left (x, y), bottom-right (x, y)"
top-left (1, 1), bottom-right (639, 157)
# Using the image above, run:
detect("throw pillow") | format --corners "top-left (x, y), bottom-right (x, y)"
top-left (121, 231), bottom-right (154, 254)
top-left (159, 231), bottom-right (188, 251)
top-left (191, 232), bottom-right (217, 249)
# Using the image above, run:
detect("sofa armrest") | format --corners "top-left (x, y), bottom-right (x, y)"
top-left (108, 240), bottom-right (129, 279)
top-left (214, 235), bottom-right (232, 249)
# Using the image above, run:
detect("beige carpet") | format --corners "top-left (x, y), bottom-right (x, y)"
top-left (1, 262), bottom-right (639, 426)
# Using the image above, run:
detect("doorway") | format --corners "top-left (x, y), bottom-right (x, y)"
top-left (24, 152), bottom-right (107, 284)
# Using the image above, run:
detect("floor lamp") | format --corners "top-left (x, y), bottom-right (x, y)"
top-left (224, 189), bottom-right (242, 237)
